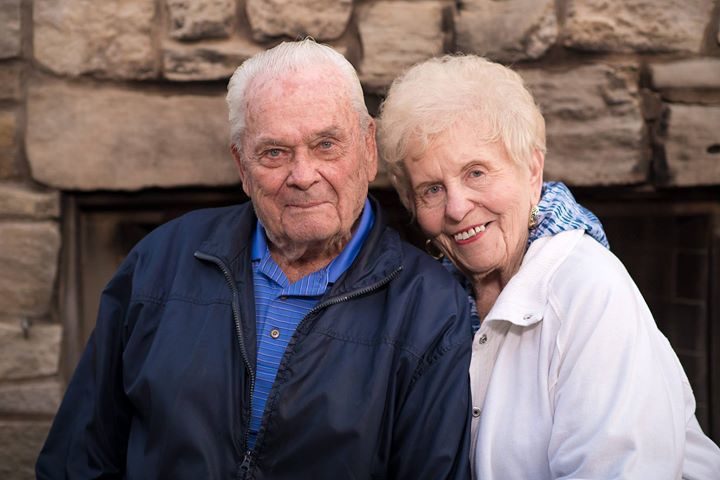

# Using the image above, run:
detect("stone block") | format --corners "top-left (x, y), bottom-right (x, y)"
top-left (34, 0), bottom-right (157, 79)
top-left (358, 1), bottom-right (446, 94)
top-left (563, 0), bottom-right (714, 53)
top-left (168, 0), bottom-right (234, 40)
top-left (27, 79), bottom-right (238, 190)
top-left (0, 0), bottom-right (21, 59)
top-left (246, 0), bottom-right (352, 42)
top-left (0, 182), bottom-right (60, 219)
top-left (0, 421), bottom-right (52, 480)
top-left (664, 104), bottom-right (720, 185)
top-left (0, 62), bottom-right (24, 101)
top-left (649, 58), bottom-right (720, 90)
top-left (0, 320), bottom-right (61, 379)
top-left (520, 64), bottom-right (645, 185)
top-left (0, 378), bottom-right (63, 416)
top-left (0, 110), bottom-right (17, 151)
top-left (456, 0), bottom-right (557, 62)
top-left (0, 110), bottom-right (19, 179)
top-left (0, 222), bottom-right (60, 316)
top-left (163, 38), bottom-right (263, 81)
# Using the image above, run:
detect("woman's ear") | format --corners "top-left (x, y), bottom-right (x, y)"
top-left (528, 148), bottom-right (545, 204)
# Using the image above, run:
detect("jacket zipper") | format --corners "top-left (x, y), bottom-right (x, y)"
top-left (248, 265), bottom-right (404, 461)
top-left (303, 266), bottom-right (403, 321)
top-left (196, 250), bottom-right (402, 477)
top-left (193, 251), bottom-right (257, 463)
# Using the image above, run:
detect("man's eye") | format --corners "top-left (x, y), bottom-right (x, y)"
top-left (319, 141), bottom-right (334, 150)
top-left (267, 148), bottom-right (282, 157)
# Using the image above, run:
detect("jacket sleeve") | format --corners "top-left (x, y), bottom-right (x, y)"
top-left (36, 256), bottom-right (136, 479)
top-left (546, 247), bottom-right (705, 479)
top-left (388, 286), bottom-right (473, 480)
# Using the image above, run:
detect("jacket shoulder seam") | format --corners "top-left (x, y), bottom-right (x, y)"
top-left (309, 327), bottom-right (423, 359)
top-left (132, 293), bottom-right (232, 306)
top-left (410, 338), bottom-right (467, 387)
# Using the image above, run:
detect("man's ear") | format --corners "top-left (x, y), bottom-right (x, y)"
top-left (231, 144), bottom-right (250, 196)
top-left (364, 118), bottom-right (378, 183)
top-left (528, 148), bottom-right (544, 204)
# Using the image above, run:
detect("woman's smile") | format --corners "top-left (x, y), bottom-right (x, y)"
top-left (452, 223), bottom-right (488, 244)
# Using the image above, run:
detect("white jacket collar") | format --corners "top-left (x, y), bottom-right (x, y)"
top-left (484, 229), bottom-right (586, 327)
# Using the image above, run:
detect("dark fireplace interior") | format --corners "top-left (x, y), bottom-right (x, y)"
top-left (60, 186), bottom-right (720, 441)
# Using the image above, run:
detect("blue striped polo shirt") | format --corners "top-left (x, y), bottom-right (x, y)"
top-left (247, 199), bottom-right (375, 449)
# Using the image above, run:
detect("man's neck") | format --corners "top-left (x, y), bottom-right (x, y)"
top-left (269, 234), bottom-right (350, 283)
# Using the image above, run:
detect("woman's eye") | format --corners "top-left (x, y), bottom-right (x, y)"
top-left (425, 185), bottom-right (442, 196)
top-left (469, 169), bottom-right (484, 178)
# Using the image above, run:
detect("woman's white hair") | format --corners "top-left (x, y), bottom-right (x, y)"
top-left (377, 55), bottom-right (546, 215)
top-left (226, 39), bottom-right (370, 152)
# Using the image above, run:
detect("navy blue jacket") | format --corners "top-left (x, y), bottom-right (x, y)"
top-left (37, 199), bottom-right (473, 479)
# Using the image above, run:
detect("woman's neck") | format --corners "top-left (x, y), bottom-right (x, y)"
top-left (470, 250), bottom-right (525, 319)
top-left (472, 274), bottom-right (504, 320)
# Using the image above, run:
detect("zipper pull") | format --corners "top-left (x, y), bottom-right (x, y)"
top-left (239, 451), bottom-right (253, 476)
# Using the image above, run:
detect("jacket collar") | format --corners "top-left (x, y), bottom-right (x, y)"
top-left (194, 196), bottom-right (403, 294)
top-left (484, 229), bottom-right (585, 327)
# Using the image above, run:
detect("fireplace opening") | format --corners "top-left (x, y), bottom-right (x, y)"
top-left (59, 186), bottom-right (720, 440)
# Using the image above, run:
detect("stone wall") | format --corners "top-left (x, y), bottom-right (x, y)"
top-left (0, 0), bottom-right (719, 477)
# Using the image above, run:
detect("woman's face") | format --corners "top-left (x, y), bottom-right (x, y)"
top-left (406, 122), bottom-right (543, 281)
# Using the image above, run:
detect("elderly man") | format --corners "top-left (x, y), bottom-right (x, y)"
top-left (37, 40), bottom-right (472, 479)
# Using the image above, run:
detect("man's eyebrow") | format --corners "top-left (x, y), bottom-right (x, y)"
top-left (310, 127), bottom-right (343, 140)
top-left (252, 138), bottom-right (284, 151)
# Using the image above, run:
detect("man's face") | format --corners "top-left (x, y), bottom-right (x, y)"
top-left (235, 66), bottom-right (377, 260)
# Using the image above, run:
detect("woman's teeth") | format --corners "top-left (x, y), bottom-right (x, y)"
top-left (454, 224), bottom-right (486, 241)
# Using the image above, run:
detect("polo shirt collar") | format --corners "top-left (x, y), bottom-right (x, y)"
top-left (251, 198), bottom-right (375, 288)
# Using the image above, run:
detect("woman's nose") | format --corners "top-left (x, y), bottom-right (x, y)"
top-left (444, 186), bottom-right (474, 223)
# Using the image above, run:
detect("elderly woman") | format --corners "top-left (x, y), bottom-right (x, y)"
top-left (378, 55), bottom-right (720, 479)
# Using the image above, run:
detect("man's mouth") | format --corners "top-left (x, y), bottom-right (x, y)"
top-left (288, 201), bottom-right (324, 209)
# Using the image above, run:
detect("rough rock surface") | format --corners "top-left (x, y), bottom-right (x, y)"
top-left (0, 62), bottom-right (23, 101)
top-left (520, 64), bottom-right (645, 185)
top-left (0, 222), bottom-right (61, 316)
top-left (664, 105), bottom-right (720, 186)
top-left (246, 0), bottom-right (353, 42)
top-left (0, 379), bottom-right (63, 415)
top-left (563, 0), bottom-right (714, 53)
top-left (167, 0), bottom-right (234, 40)
top-left (0, 111), bottom-right (18, 179)
top-left (0, 421), bottom-right (52, 480)
top-left (0, 0), bottom-right (21, 59)
top-left (0, 183), bottom-right (60, 219)
top-left (358, 1), bottom-right (446, 93)
top-left (27, 80), bottom-right (238, 190)
top-left (456, 0), bottom-right (557, 62)
top-left (163, 38), bottom-right (263, 81)
top-left (0, 321), bottom-right (61, 379)
top-left (34, 0), bottom-right (157, 79)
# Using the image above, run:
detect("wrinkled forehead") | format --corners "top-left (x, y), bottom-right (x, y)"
top-left (246, 65), bottom-right (351, 110)
top-left (240, 68), bottom-right (361, 149)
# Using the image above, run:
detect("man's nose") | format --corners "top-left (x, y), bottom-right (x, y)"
top-left (287, 150), bottom-right (320, 190)
top-left (444, 185), bottom-right (474, 223)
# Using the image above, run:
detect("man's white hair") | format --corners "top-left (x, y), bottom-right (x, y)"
top-left (226, 39), bottom-right (370, 152)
